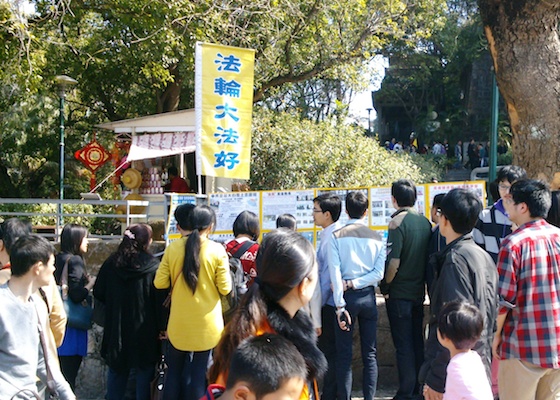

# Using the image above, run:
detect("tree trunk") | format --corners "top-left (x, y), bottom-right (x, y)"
top-left (156, 64), bottom-right (182, 113)
top-left (478, 0), bottom-right (560, 182)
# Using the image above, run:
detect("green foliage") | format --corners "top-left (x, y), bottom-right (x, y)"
top-left (409, 153), bottom-right (447, 182)
top-left (0, 203), bottom-right (95, 227)
top-left (374, 2), bottom-right (488, 144)
top-left (497, 151), bottom-right (512, 166)
top-left (0, 0), bottom-right (447, 197)
top-left (250, 108), bottom-right (437, 190)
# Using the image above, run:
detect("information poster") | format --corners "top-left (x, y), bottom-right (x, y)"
top-left (427, 181), bottom-right (486, 211)
top-left (209, 191), bottom-right (260, 232)
top-left (369, 186), bottom-right (426, 228)
top-left (369, 187), bottom-right (393, 226)
top-left (261, 190), bottom-right (315, 231)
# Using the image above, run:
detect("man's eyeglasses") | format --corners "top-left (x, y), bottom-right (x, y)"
top-left (312, 209), bottom-right (323, 213)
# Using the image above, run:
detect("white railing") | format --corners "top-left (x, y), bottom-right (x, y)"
top-left (0, 197), bottom-right (169, 240)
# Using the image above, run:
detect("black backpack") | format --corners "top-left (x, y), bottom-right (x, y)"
top-left (222, 240), bottom-right (254, 323)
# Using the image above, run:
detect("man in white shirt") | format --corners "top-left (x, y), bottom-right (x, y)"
top-left (310, 193), bottom-right (342, 400)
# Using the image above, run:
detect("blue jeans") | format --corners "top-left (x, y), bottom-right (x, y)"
top-left (106, 365), bottom-right (154, 400)
top-left (386, 298), bottom-right (425, 400)
top-left (318, 305), bottom-right (337, 400)
top-left (334, 287), bottom-right (378, 400)
top-left (162, 343), bottom-right (210, 400)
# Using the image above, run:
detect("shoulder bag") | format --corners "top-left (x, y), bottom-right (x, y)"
top-left (58, 256), bottom-right (93, 331)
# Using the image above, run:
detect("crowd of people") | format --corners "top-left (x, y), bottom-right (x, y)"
top-left (1, 166), bottom-right (560, 400)
top-left (384, 137), bottom-right (509, 171)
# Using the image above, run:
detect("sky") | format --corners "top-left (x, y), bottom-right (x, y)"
top-left (347, 55), bottom-right (389, 129)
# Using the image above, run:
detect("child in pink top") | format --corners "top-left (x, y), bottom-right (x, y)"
top-left (437, 301), bottom-right (493, 400)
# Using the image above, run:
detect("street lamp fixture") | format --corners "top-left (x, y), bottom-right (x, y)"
top-left (55, 75), bottom-right (78, 228)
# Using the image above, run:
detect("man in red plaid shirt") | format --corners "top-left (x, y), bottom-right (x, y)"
top-left (493, 179), bottom-right (560, 399)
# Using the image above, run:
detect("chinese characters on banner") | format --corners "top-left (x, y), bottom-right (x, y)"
top-left (195, 42), bottom-right (256, 179)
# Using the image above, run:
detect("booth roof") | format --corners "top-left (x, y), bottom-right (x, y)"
top-left (96, 108), bottom-right (196, 133)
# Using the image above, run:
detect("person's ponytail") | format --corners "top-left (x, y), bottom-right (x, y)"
top-left (181, 205), bottom-right (216, 293)
top-left (183, 229), bottom-right (201, 293)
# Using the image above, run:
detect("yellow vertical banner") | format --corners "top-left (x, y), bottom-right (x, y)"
top-left (195, 42), bottom-right (256, 179)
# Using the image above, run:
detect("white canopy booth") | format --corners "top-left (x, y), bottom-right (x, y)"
top-left (97, 109), bottom-right (234, 196)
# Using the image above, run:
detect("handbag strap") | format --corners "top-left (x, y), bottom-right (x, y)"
top-left (230, 240), bottom-right (255, 259)
top-left (33, 299), bottom-right (59, 399)
top-left (169, 270), bottom-right (182, 295)
top-left (59, 256), bottom-right (71, 301)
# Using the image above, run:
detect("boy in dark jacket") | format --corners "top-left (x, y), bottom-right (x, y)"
top-left (202, 333), bottom-right (307, 400)
top-left (419, 189), bottom-right (498, 400)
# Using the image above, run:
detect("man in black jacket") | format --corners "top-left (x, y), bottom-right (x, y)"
top-left (419, 189), bottom-right (497, 400)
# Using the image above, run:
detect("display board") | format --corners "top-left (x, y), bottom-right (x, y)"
top-left (169, 181), bottom-right (486, 247)
top-left (261, 190), bottom-right (315, 230)
top-left (210, 191), bottom-right (260, 232)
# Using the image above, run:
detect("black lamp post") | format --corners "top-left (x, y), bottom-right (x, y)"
top-left (55, 75), bottom-right (78, 228)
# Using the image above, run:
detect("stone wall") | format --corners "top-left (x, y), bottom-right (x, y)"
top-left (74, 241), bottom-right (424, 399)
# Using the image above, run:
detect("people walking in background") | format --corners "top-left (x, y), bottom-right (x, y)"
top-left (473, 165), bottom-right (527, 262)
top-left (380, 180), bottom-right (432, 400)
top-left (94, 224), bottom-right (163, 400)
top-left (453, 140), bottom-right (463, 169)
top-left (479, 142), bottom-right (488, 167)
top-left (420, 189), bottom-right (497, 400)
top-left (209, 229), bottom-right (326, 400)
top-left (493, 180), bottom-right (560, 399)
top-left (329, 191), bottom-right (386, 400)
top-left (311, 193), bottom-right (342, 400)
top-left (437, 301), bottom-right (493, 400)
top-left (467, 138), bottom-right (479, 170)
top-left (276, 213), bottom-right (297, 231)
top-left (154, 205), bottom-right (231, 400)
top-left (0, 235), bottom-right (75, 400)
top-left (54, 223), bottom-right (95, 390)
top-left (225, 210), bottom-right (260, 286)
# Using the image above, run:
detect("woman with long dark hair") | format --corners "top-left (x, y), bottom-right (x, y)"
top-left (54, 223), bottom-right (93, 390)
top-left (93, 224), bottom-right (161, 400)
top-left (209, 229), bottom-right (327, 400)
top-left (154, 205), bottom-right (231, 400)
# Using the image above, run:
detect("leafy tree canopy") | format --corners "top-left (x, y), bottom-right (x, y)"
top-left (0, 0), bottom-right (448, 197)
top-left (250, 107), bottom-right (442, 190)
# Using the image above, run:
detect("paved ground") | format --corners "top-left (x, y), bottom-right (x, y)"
top-left (352, 388), bottom-right (395, 400)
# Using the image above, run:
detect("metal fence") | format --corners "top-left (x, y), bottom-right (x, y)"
top-left (0, 197), bottom-right (170, 240)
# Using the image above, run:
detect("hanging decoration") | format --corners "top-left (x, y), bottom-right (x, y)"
top-left (74, 133), bottom-right (111, 190)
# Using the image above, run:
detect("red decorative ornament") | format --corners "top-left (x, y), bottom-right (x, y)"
top-left (75, 139), bottom-right (110, 172)
top-left (75, 138), bottom-right (111, 191)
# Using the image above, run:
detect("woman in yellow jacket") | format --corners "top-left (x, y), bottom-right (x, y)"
top-left (154, 205), bottom-right (231, 400)
top-left (209, 229), bottom-right (327, 400)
